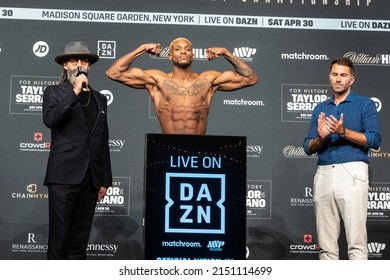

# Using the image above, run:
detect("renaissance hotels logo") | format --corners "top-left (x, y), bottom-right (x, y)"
top-left (165, 172), bottom-right (226, 234)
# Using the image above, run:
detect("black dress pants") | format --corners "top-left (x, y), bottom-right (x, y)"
top-left (47, 170), bottom-right (98, 259)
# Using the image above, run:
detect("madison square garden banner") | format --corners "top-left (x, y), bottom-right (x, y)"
top-left (1, 0), bottom-right (390, 260)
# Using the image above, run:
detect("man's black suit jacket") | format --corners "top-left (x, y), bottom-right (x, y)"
top-left (43, 80), bottom-right (112, 189)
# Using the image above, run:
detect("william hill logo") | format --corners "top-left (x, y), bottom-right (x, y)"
top-left (207, 240), bottom-right (225, 252)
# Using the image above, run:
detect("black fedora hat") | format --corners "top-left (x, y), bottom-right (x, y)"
top-left (55, 41), bottom-right (99, 65)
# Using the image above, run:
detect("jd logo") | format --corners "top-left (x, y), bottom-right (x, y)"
top-left (33, 41), bottom-right (49, 57)
top-left (165, 172), bottom-right (225, 234)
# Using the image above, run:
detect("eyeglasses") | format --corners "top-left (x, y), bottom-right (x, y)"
top-left (68, 58), bottom-right (89, 66)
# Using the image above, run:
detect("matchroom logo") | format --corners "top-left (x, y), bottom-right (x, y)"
top-left (165, 172), bottom-right (225, 234)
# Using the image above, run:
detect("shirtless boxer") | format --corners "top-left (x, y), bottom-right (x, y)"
top-left (106, 37), bottom-right (258, 135)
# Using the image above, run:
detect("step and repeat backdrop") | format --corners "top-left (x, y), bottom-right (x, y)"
top-left (1, 0), bottom-right (390, 260)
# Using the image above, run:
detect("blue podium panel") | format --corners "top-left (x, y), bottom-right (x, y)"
top-left (144, 134), bottom-right (247, 260)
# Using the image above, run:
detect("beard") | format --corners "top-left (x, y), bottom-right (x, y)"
top-left (172, 56), bottom-right (192, 68)
top-left (332, 83), bottom-right (349, 95)
top-left (67, 69), bottom-right (78, 84)
top-left (177, 62), bottom-right (191, 68)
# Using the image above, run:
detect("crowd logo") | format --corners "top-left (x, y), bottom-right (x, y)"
top-left (33, 41), bottom-right (49, 58)
top-left (304, 234), bottom-right (312, 243)
top-left (290, 233), bottom-right (319, 255)
top-left (19, 132), bottom-right (51, 152)
top-left (165, 172), bottom-right (226, 234)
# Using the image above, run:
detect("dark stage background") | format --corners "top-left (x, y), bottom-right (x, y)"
top-left (1, 0), bottom-right (389, 260)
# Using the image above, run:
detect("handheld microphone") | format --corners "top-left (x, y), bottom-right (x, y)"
top-left (77, 66), bottom-right (89, 91)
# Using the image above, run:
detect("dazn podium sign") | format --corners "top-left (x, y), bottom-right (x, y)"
top-left (144, 134), bottom-right (246, 260)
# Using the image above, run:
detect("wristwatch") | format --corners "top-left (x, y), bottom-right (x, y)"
top-left (340, 127), bottom-right (345, 138)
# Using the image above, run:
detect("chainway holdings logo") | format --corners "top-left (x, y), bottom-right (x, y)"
top-left (11, 183), bottom-right (48, 200)
top-left (165, 172), bottom-right (225, 234)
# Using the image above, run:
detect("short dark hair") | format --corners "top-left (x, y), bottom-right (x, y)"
top-left (330, 57), bottom-right (355, 76)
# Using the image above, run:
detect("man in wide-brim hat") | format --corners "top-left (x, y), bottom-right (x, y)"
top-left (55, 41), bottom-right (99, 85)
top-left (55, 41), bottom-right (99, 65)
top-left (42, 41), bottom-right (112, 260)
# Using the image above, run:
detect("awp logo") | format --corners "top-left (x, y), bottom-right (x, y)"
top-left (232, 47), bottom-right (257, 62)
top-left (207, 240), bottom-right (225, 252)
top-left (165, 172), bottom-right (225, 234)
top-left (367, 242), bottom-right (386, 254)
